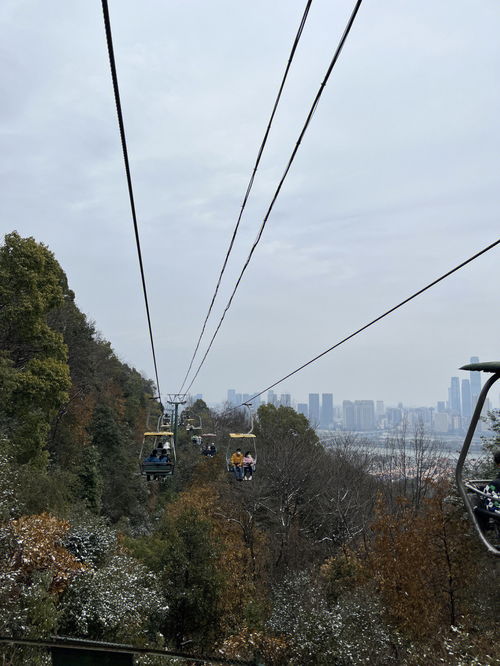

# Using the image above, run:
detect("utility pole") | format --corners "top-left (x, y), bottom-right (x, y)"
top-left (167, 394), bottom-right (187, 450)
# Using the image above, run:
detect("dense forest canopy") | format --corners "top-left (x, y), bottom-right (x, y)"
top-left (0, 232), bottom-right (498, 665)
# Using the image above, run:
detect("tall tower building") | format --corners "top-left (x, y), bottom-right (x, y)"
top-left (267, 390), bottom-right (278, 406)
top-left (343, 400), bottom-right (355, 430)
top-left (280, 393), bottom-right (291, 407)
top-left (297, 403), bottom-right (308, 418)
top-left (320, 393), bottom-right (334, 428)
top-left (354, 400), bottom-right (375, 431)
top-left (461, 379), bottom-right (472, 426)
top-left (308, 393), bottom-right (320, 427)
top-left (469, 356), bottom-right (481, 404)
top-left (449, 377), bottom-right (461, 416)
top-left (227, 389), bottom-right (236, 405)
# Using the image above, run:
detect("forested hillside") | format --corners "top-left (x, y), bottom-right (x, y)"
top-left (0, 232), bottom-right (498, 665)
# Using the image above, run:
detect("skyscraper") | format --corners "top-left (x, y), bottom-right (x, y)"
top-left (227, 389), bottom-right (236, 405)
top-left (267, 390), bottom-right (278, 406)
top-left (449, 377), bottom-right (461, 416)
top-left (320, 393), bottom-right (333, 428)
top-left (280, 393), bottom-right (291, 407)
top-left (343, 400), bottom-right (355, 430)
top-left (469, 356), bottom-right (481, 404)
top-left (297, 403), bottom-right (308, 418)
top-left (308, 393), bottom-right (320, 426)
top-left (461, 379), bottom-right (472, 426)
top-left (354, 400), bottom-right (375, 431)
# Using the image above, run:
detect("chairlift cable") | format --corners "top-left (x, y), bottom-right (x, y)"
top-left (177, 0), bottom-right (314, 393)
top-left (183, 0), bottom-right (364, 394)
top-left (101, 0), bottom-right (163, 405)
top-left (233, 238), bottom-right (500, 408)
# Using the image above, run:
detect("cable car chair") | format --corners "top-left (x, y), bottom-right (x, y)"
top-left (226, 404), bottom-right (257, 479)
top-left (139, 431), bottom-right (176, 480)
top-left (455, 361), bottom-right (500, 556)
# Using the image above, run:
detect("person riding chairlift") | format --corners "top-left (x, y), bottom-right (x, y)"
top-left (230, 448), bottom-right (244, 481)
top-left (159, 448), bottom-right (171, 464)
top-left (243, 451), bottom-right (254, 480)
top-left (144, 449), bottom-right (160, 462)
top-left (482, 451), bottom-right (500, 510)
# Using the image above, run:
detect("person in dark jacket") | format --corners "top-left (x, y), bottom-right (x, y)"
top-left (144, 450), bottom-right (160, 462)
top-left (159, 448), bottom-right (171, 464)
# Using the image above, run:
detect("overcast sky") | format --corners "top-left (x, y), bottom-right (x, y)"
top-left (1, 0), bottom-right (499, 409)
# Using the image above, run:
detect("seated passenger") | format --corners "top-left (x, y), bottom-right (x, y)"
top-left (243, 451), bottom-right (255, 480)
top-left (230, 448), bottom-right (244, 481)
top-left (209, 444), bottom-right (217, 457)
top-left (482, 450), bottom-right (500, 514)
top-left (144, 449), bottom-right (160, 462)
top-left (159, 448), bottom-right (171, 463)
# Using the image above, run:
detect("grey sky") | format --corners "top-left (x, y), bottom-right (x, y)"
top-left (1, 0), bottom-right (499, 408)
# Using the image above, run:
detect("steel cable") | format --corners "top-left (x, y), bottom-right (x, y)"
top-left (101, 0), bottom-right (163, 404)
top-left (178, 0), bottom-right (314, 393)
top-left (184, 0), bottom-right (364, 394)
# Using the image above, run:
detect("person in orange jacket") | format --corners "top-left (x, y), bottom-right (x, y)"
top-left (230, 448), bottom-right (244, 481)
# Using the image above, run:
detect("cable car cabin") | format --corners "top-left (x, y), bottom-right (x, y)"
top-left (140, 431), bottom-right (175, 480)
top-left (456, 361), bottom-right (500, 556)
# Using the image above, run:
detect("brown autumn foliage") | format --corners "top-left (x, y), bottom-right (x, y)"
top-left (6, 513), bottom-right (86, 594)
top-left (369, 483), bottom-right (482, 638)
top-left (220, 627), bottom-right (290, 666)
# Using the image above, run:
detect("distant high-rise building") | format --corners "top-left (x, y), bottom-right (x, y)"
top-left (376, 400), bottom-right (385, 417)
top-left (354, 400), bottom-right (375, 431)
top-left (308, 393), bottom-right (320, 426)
top-left (433, 412), bottom-right (449, 433)
top-left (297, 403), bottom-right (308, 418)
top-left (449, 377), bottom-right (461, 415)
top-left (343, 400), bottom-right (355, 430)
top-left (437, 401), bottom-right (446, 413)
top-left (387, 407), bottom-right (402, 426)
top-left (235, 393), bottom-right (242, 406)
top-left (227, 389), bottom-right (236, 405)
top-left (242, 394), bottom-right (251, 405)
top-left (267, 390), bottom-right (278, 406)
top-left (320, 393), bottom-right (333, 428)
top-left (461, 379), bottom-right (472, 426)
top-left (280, 393), bottom-right (291, 407)
top-left (469, 356), bottom-right (481, 404)
top-left (252, 394), bottom-right (261, 408)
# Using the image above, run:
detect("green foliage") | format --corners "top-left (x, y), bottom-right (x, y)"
top-left (89, 404), bottom-right (146, 523)
top-left (129, 507), bottom-right (224, 650)
top-left (256, 403), bottom-right (318, 444)
top-left (0, 232), bottom-right (71, 467)
top-left (78, 445), bottom-right (103, 513)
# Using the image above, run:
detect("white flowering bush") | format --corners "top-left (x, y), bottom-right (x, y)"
top-left (0, 439), bottom-right (23, 520)
top-left (63, 516), bottom-right (117, 566)
top-left (58, 553), bottom-right (168, 642)
top-left (267, 572), bottom-right (407, 665)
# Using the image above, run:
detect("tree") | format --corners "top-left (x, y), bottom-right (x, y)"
top-left (369, 485), bottom-right (484, 638)
top-left (0, 232), bottom-right (71, 467)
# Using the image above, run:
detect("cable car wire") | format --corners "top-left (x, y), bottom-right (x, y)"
top-left (183, 0), bottom-right (364, 394)
top-left (101, 0), bottom-right (163, 405)
top-left (177, 0), bottom-right (314, 393)
top-left (233, 238), bottom-right (500, 407)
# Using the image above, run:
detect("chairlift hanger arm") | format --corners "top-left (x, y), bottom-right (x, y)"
top-left (455, 368), bottom-right (500, 557)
